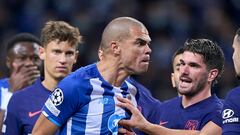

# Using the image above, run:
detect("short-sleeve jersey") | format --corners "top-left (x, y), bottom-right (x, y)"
top-left (222, 86), bottom-right (240, 135)
top-left (0, 78), bottom-right (11, 110)
top-left (42, 63), bottom-right (161, 134)
top-left (156, 94), bottom-right (223, 130)
top-left (2, 78), bottom-right (52, 135)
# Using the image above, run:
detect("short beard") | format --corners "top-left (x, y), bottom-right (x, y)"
top-left (178, 74), bottom-right (207, 97)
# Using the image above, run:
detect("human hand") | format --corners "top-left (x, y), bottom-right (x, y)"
top-left (117, 97), bottom-right (150, 131)
top-left (118, 128), bottom-right (136, 135)
top-left (9, 63), bottom-right (40, 92)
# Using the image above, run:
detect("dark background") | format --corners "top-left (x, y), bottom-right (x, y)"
top-left (0, 0), bottom-right (239, 101)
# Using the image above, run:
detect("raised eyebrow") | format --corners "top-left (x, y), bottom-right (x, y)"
top-left (136, 38), bottom-right (151, 44)
top-left (189, 62), bottom-right (201, 67)
top-left (65, 50), bottom-right (75, 54)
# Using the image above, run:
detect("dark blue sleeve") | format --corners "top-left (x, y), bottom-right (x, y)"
top-left (222, 88), bottom-right (240, 134)
top-left (2, 94), bottom-right (21, 135)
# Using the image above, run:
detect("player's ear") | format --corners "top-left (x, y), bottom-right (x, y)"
top-left (74, 50), bottom-right (79, 64)
top-left (39, 46), bottom-right (45, 60)
top-left (110, 41), bottom-right (120, 55)
top-left (171, 73), bottom-right (176, 88)
top-left (208, 69), bottom-right (218, 82)
top-left (6, 56), bottom-right (11, 69)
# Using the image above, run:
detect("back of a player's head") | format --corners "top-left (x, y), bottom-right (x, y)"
top-left (183, 39), bottom-right (225, 83)
top-left (6, 33), bottom-right (40, 54)
top-left (41, 21), bottom-right (82, 48)
top-left (100, 17), bottom-right (146, 52)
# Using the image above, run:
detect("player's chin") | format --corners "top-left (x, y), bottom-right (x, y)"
top-left (55, 72), bottom-right (70, 79)
top-left (134, 68), bottom-right (148, 75)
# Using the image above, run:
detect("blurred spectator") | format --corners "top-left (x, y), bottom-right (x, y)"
top-left (0, 33), bottom-right (41, 132)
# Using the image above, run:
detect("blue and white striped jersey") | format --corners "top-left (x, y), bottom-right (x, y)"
top-left (0, 78), bottom-right (11, 110)
top-left (43, 63), bottom-right (155, 135)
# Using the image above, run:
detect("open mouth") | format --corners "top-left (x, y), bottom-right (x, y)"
top-left (179, 76), bottom-right (192, 88)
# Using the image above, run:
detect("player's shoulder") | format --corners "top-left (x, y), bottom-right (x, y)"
top-left (226, 86), bottom-right (240, 98)
top-left (65, 63), bottom-right (98, 82)
top-left (224, 86), bottom-right (240, 104)
top-left (11, 84), bottom-right (36, 102)
top-left (0, 77), bottom-right (9, 87)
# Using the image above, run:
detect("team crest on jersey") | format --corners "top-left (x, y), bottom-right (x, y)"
top-left (50, 88), bottom-right (64, 106)
top-left (222, 109), bottom-right (239, 124)
top-left (185, 120), bottom-right (199, 130)
top-left (108, 114), bottom-right (125, 135)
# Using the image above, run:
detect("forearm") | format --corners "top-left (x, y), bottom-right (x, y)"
top-left (142, 123), bottom-right (199, 135)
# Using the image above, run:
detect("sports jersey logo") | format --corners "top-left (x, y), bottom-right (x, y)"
top-left (29, 110), bottom-right (42, 118)
top-left (222, 109), bottom-right (234, 119)
top-left (222, 109), bottom-right (239, 124)
top-left (108, 114), bottom-right (125, 135)
top-left (185, 120), bottom-right (199, 130)
top-left (159, 121), bottom-right (168, 126)
top-left (51, 88), bottom-right (64, 106)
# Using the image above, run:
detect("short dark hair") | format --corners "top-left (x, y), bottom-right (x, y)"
top-left (172, 47), bottom-right (184, 67)
top-left (183, 39), bottom-right (225, 85)
top-left (236, 28), bottom-right (240, 37)
top-left (6, 33), bottom-right (40, 53)
top-left (41, 21), bottom-right (82, 48)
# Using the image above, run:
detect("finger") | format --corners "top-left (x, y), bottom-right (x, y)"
top-left (12, 63), bottom-right (24, 74)
top-left (118, 119), bottom-right (132, 127)
top-left (117, 102), bottom-right (135, 113)
top-left (20, 65), bottom-right (39, 74)
top-left (118, 128), bottom-right (135, 135)
top-left (117, 96), bottom-right (133, 105)
top-left (118, 128), bottom-right (127, 134)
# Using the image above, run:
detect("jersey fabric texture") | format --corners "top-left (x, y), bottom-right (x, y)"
top-left (2, 77), bottom-right (52, 135)
top-left (0, 78), bottom-right (11, 110)
top-left (156, 94), bottom-right (223, 130)
top-left (42, 63), bottom-right (161, 135)
top-left (126, 77), bottom-right (162, 135)
top-left (222, 86), bottom-right (240, 135)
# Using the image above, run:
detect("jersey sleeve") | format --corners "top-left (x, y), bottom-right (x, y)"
top-left (42, 74), bottom-right (84, 127)
top-left (222, 89), bottom-right (240, 134)
top-left (2, 94), bottom-right (21, 135)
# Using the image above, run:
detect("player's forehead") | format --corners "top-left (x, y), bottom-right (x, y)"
top-left (181, 51), bottom-right (204, 64)
top-left (129, 26), bottom-right (151, 43)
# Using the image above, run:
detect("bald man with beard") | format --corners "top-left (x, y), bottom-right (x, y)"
top-left (32, 17), bottom-right (160, 135)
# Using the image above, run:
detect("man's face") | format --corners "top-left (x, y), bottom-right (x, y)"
top-left (232, 35), bottom-right (240, 78)
top-left (40, 40), bottom-right (78, 80)
top-left (178, 51), bottom-right (209, 96)
top-left (118, 26), bottom-right (152, 75)
top-left (7, 42), bottom-right (41, 72)
top-left (171, 54), bottom-right (182, 88)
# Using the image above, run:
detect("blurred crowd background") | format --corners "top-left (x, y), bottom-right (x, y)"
top-left (0, 0), bottom-right (239, 101)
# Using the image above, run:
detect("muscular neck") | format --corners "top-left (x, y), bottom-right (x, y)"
top-left (97, 60), bottom-right (129, 87)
